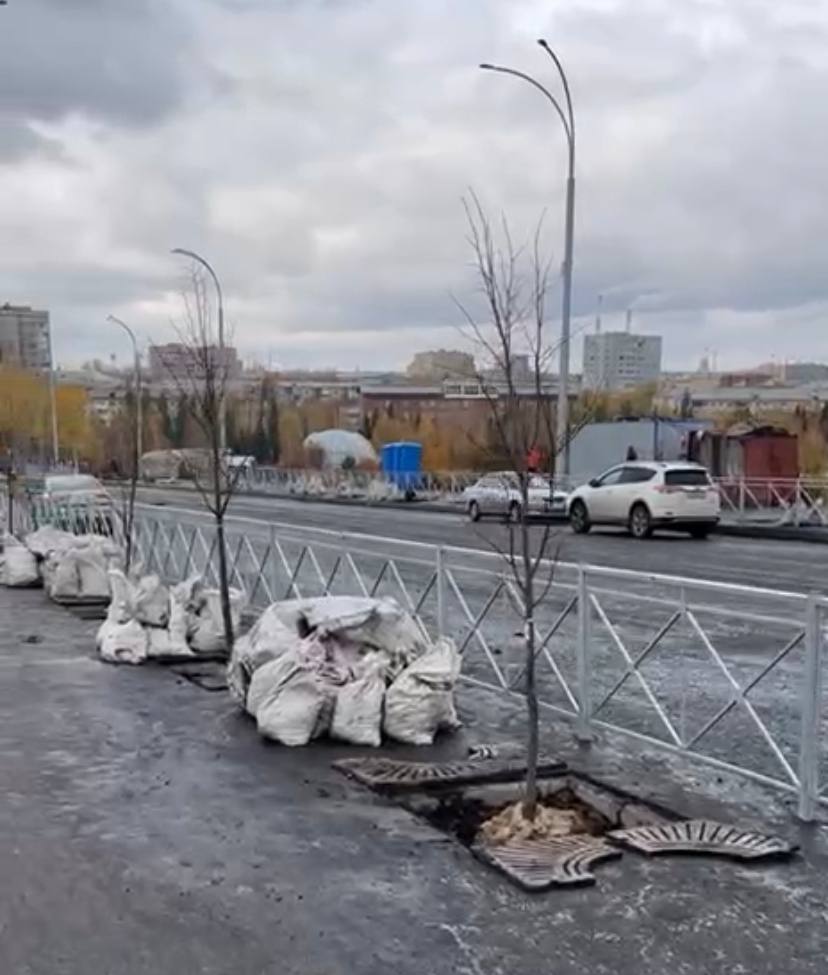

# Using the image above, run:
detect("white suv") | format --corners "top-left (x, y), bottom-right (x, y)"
top-left (567, 462), bottom-right (720, 539)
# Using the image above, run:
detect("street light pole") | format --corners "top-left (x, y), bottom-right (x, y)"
top-left (171, 247), bottom-right (227, 453)
top-left (107, 315), bottom-right (142, 464)
top-left (480, 38), bottom-right (576, 477)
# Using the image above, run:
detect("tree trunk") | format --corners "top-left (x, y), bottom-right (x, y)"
top-left (520, 482), bottom-right (539, 820)
top-left (124, 474), bottom-right (137, 572)
top-left (211, 426), bottom-right (235, 654)
top-left (7, 469), bottom-right (15, 534)
top-left (215, 514), bottom-right (235, 654)
top-left (124, 399), bottom-right (139, 572)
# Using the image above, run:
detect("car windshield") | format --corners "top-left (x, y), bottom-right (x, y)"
top-left (45, 475), bottom-right (102, 493)
top-left (664, 469), bottom-right (711, 487)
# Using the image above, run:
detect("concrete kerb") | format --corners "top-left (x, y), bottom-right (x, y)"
top-left (715, 523), bottom-right (828, 544)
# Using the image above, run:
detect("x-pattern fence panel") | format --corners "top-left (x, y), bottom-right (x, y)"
top-left (580, 569), bottom-right (815, 804)
top-left (100, 503), bottom-right (828, 820)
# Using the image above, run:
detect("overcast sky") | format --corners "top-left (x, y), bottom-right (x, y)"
top-left (1, 0), bottom-right (827, 373)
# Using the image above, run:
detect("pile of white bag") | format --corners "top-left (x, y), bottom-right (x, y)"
top-left (96, 571), bottom-right (244, 666)
top-left (18, 526), bottom-right (123, 603)
top-left (0, 526), bottom-right (121, 593)
top-left (228, 595), bottom-right (461, 748)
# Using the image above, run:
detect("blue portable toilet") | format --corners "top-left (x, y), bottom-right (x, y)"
top-left (381, 441), bottom-right (422, 496)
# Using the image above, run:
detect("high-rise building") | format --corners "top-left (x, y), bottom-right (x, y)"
top-left (582, 331), bottom-right (662, 390)
top-left (0, 304), bottom-right (52, 371)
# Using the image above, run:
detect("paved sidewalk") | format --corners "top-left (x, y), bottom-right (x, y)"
top-left (1, 586), bottom-right (826, 974)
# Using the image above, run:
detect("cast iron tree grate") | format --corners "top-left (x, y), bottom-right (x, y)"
top-left (333, 755), bottom-right (567, 792)
top-left (608, 820), bottom-right (798, 860)
top-left (475, 835), bottom-right (622, 889)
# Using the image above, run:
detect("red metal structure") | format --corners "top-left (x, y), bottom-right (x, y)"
top-left (695, 425), bottom-right (799, 506)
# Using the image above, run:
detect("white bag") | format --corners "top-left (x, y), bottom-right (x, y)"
top-left (96, 618), bottom-right (148, 665)
top-left (383, 638), bottom-right (462, 745)
top-left (247, 650), bottom-right (333, 746)
top-left (1, 535), bottom-right (40, 587)
top-left (146, 626), bottom-right (195, 659)
top-left (227, 616), bottom-right (299, 708)
top-left (75, 550), bottom-right (110, 600)
top-left (330, 655), bottom-right (385, 747)
top-left (47, 551), bottom-right (80, 599)
top-left (167, 584), bottom-right (193, 657)
top-left (261, 596), bottom-right (427, 678)
top-left (106, 569), bottom-right (135, 624)
top-left (24, 526), bottom-right (76, 559)
top-left (188, 587), bottom-right (244, 654)
top-left (134, 574), bottom-right (170, 628)
top-left (144, 581), bottom-right (193, 659)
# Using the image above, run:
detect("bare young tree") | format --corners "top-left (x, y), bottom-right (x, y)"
top-left (456, 192), bottom-right (594, 823)
top-left (117, 380), bottom-right (141, 572)
top-left (166, 267), bottom-right (245, 654)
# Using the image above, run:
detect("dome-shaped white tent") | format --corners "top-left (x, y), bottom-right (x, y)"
top-left (303, 429), bottom-right (377, 469)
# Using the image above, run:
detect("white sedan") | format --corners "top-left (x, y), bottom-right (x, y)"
top-left (567, 461), bottom-right (720, 539)
top-left (463, 473), bottom-right (569, 523)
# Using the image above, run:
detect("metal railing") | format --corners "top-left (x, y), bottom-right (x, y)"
top-left (0, 482), bottom-right (125, 546)
top-left (715, 476), bottom-right (828, 527)
top-left (130, 502), bottom-right (828, 820)
top-left (146, 466), bottom-right (828, 526)
top-left (243, 466), bottom-right (482, 503)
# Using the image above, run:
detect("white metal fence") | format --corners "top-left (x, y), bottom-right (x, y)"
top-left (130, 503), bottom-right (827, 820)
top-left (3, 473), bottom-right (825, 818)
top-left (244, 466), bottom-right (481, 503)
top-left (0, 485), bottom-right (125, 545)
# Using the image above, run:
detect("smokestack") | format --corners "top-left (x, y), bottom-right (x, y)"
top-left (625, 307), bottom-right (632, 333)
top-left (595, 293), bottom-right (603, 333)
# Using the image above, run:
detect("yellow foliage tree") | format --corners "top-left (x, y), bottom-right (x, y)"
top-left (278, 407), bottom-right (306, 467)
top-left (0, 367), bottom-right (94, 466)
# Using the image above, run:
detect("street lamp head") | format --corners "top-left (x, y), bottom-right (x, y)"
top-left (479, 63), bottom-right (495, 70)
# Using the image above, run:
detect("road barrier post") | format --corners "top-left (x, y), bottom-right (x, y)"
top-left (436, 546), bottom-right (447, 638)
top-left (576, 565), bottom-right (593, 742)
top-left (268, 524), bottom-right (279, 604)
top-left (797, 594), bottom-right (822, 821)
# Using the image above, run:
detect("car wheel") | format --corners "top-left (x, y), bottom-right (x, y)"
top-left (629, 503), bottom-right (653, 539)
top-left (688, 525), bottom-right (710, 539)
top-left (507, 501), bottom-right (522, 524)
top-left (468, 500), bottom-right (481, 522)
top-left (569, 500), bottom-right (591, 534)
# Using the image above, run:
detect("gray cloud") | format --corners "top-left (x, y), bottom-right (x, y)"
top-left (0, 0), bottom-right (194, 126)
top-left (1, 0), bottom-right (828, 371)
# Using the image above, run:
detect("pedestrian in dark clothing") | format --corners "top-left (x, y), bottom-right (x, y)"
top-left (626, 445), bottom-right (638, 461)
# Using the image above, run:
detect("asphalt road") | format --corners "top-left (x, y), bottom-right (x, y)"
top-left (136, 486), bottom-right (828, 596)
